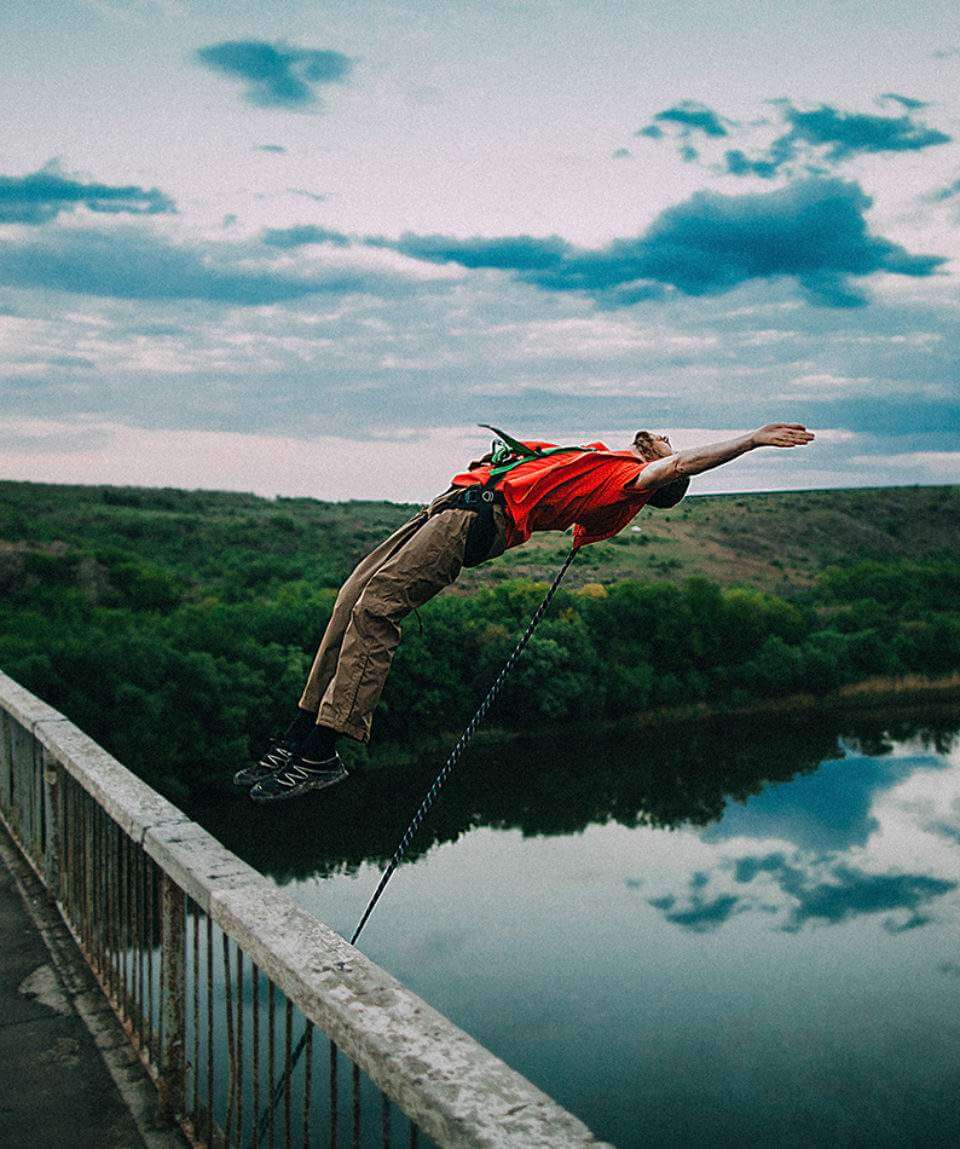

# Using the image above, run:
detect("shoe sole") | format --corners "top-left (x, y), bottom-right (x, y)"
top-left (249, 765), bottom-right (349, 803)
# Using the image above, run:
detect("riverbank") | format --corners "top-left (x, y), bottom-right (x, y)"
top-left (353, 672), bottom-right (960, 774)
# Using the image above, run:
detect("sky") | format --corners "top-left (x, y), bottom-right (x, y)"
top-left (1, 0), bottom-right (958, 501)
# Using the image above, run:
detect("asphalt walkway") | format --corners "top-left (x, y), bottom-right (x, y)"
top-left (0, 828), bottom-right (185, 1149)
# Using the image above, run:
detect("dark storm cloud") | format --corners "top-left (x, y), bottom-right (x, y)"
top-left (929, 821), bottom-right (960, 845)
top-left (879, 92), bottom-right (928, 110)
top-left (195, 40), bottom-right (352, 109)
top-left (373, 179), bottom-right (944, 308)
top-left (287, 188), bottom-right (328, 203)
top-left (783, 867), bottom-right (955, 930)
top-left (0, 227), bottom-right (398, 304)
top-left (929, 175), bottom-right (960, 202)
top-left (733, 852), bottom-right (956, 932)
top-left (635, 102), bottom-right (728, 166)
top-left (782, 103), bottom-right (950, 160)
top-left (378, 232), bottom-right (570, 272)
top-left (649, 876), bottom-right (742, 932)
top-left (722, 101), bottom-right (951, 179)
top-left (0, 165), bottom-right (175, 225)
top-left (722, 149), bottom-right (783, 180)
top-left (649, 100), bottom-right (728, 138)
top-left (261, 225), bottom-right (351, 248)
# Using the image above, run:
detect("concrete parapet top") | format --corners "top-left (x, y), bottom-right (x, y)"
top-left (32, 720), bottom-right (188, 843)
top-left (0, 671), bottom-right (68, 731)
top-left (212, 884), bottom-right (610, 1148)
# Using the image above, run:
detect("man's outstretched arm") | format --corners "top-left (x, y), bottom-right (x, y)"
top-left (631, 423), bottom-right (814, 491)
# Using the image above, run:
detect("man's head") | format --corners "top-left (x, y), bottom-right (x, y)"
top-left (632, 430), bottom-right (674, 461)
top-left (630, 430), bottom-right (689, 508)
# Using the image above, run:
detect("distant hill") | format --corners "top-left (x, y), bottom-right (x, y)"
top-left (2, 479), bottom-right (958, 602)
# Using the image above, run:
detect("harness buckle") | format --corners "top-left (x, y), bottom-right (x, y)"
top-left (481, 489), bottom-right (495, 503)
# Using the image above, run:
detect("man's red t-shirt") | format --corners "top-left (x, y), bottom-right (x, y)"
top-left (449, 440), bottom-right (653, 550)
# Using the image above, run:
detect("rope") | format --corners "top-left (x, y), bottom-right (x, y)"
top-left (350, 543), bottom-right (577, 946)
top-left (255, 544), bottom-right (578, 1144)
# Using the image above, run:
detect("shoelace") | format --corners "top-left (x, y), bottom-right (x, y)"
top-left (274, 759), bottom-right (340, 788)
top-left (260, 743), bottom-right (292, 770)
top-left (275, 762), bottom-right (314, 787)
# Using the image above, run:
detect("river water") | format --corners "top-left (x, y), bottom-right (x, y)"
top-left (195, 706), bottom-right (960, 1147)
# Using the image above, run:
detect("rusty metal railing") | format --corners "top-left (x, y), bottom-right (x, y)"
top-left (0, 672), bottom-right (609, 1149)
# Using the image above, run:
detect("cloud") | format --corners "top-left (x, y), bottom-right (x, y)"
top-left (929, 821), bottom-right (960, 845)
top-left (929, 175), bottom-right (960, 202)
top-left (196, 40), bottom-right (352, 109)
top-left (733, 852), bottom-right (956, 932)
top-left (0, 226), bottom-right (399, 304)
top-left (255, 144), bottom-right (287, 154)
top-left (0, 163), bottom-right (175, 225)
top-left (635, 97), bottom-right (950, 180)
top-left (639, 100), bottom-right (728, 139)
top-left (782, 103), bottom-right (951, 161)
top-left (783, 866), bottom-right (954, 931)
top-left (373, 178), bottom-right (945, 307)
top-left (648, 871), bottom-right (742, 932)
top-left (879, 92), bottom-right (928, 110)
top-left (286, 188), bottom-right (328, 204)
top-left (722, 101), bottom-right (951, 180)
top-left (654, 893), bottom-right (742, 932)
top-left (261, 224), bottom-right (351, 248)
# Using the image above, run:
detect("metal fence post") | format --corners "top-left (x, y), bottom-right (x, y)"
top-left (159, 872), bottom-right (186, 1120)
top-left (42, 750), bottom-right (59, 893)
top-left (0, 712), bottom-right (12, 814)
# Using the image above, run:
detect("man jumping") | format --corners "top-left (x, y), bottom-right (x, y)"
top-left (236, 421), bottom-right (814, 801)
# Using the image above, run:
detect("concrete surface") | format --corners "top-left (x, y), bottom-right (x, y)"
top-left (0, 830), bottom-right (185, 1149)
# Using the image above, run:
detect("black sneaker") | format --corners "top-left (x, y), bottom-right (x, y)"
top-left (233, 736), bottom-right (297, 787)
top-left (249, 753), bottom-right (349, 803)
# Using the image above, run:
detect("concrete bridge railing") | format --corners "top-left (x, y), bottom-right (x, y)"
top-left (0, 672), bottom-right (610, 1148)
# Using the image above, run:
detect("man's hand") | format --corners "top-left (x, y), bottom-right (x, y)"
top-left (752, 423), bottom-right (815, 449)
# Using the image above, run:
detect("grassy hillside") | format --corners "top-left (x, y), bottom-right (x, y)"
top-left (2, 479), bottom-right (958, 602)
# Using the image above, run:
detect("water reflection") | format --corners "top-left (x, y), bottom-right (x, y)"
top-left (194, 706), bottom-right (959, 886)
top-left (188, 705), bottom-right (960, 1149)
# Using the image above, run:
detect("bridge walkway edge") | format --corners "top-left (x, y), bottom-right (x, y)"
top-left (0, 822), bottom-right (187, 1149)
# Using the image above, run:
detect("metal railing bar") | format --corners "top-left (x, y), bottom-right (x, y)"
top-left (223, 933), bottom-right (236, 1147)
top-left (329, 1039), bottom-right (339, 1149)
top-left (302, 1022), bottom-right (313, 1149)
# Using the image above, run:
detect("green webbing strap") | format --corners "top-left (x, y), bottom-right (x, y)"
top-left (487, 446), bottom-right (584, 478)
top-left (478, 423), bottom-right (539, 459)
top-left (477, 423), bottom-right (596, 479)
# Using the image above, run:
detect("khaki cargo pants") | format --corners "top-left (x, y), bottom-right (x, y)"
top-left (299, 490), bottom-right (508, 742)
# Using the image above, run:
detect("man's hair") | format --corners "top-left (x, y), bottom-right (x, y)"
top-left (633, 429), bottom-right (689, 508)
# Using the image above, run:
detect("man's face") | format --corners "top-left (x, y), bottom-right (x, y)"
top-left (634, 433), bottom-right (673, 461)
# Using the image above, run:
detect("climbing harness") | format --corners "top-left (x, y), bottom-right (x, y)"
top-left (456, 424), bottom-right (594, 565)
top-left (256, 535), bottom-right (580, 1144)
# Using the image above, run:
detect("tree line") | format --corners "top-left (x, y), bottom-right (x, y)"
top-left (3, 515), bottom-right (959, 800)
